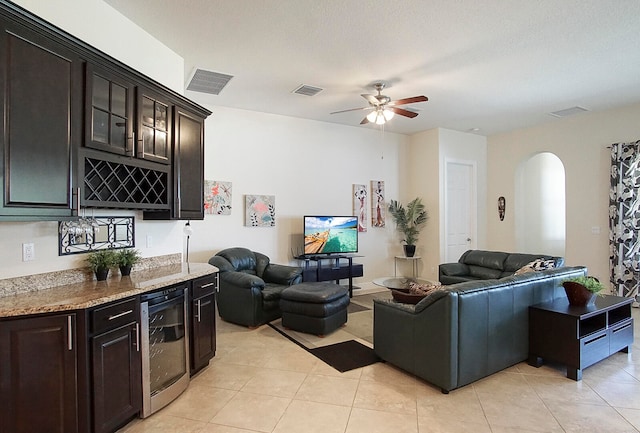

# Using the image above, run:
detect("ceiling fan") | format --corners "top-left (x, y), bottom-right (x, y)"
top-left (330, 82), bottom-right (428, 125)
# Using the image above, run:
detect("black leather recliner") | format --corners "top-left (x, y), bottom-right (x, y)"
top-left (208, 247), bottom-right (303, 327)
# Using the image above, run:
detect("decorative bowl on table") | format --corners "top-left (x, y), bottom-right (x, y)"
top-left (378, 278), bottom-right (442, 304)
top-left (390, 288), bottom-right (428, 304)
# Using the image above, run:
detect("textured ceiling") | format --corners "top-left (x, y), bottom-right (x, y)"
top-left (105, 0), bottom-right (640, 136)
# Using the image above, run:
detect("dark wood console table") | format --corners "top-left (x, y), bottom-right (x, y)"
top-left (295, 255), bottom-right (363, 297)
top-left (528, 294), bottom-right (634, 380)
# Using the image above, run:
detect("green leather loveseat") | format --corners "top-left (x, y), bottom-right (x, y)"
top-left (373, 265), bottom-right (587, 393)
top-left (438, 249), bottom-right (565, 285)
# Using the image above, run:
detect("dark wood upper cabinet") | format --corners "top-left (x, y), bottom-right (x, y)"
top-left (137, 87), bottom-right (172, 165)
top-left (0, 313), bottom-right (79, 433)
top-left (0, 18), bottom-right (82, 220)
top-left (85, 64), bottom-right (135, 157)
top-left (143, 105), bottom-right (206, 220)
top-left (173, 106), bottom-right (205, 219)
top-left (0, 1), bottom-right (210, 219)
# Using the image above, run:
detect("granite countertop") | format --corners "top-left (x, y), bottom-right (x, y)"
top-left (0, 262), bottom-right (218, 318)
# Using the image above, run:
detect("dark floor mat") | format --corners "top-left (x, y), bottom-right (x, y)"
top-left (308, 340), bottom-right (380, 372)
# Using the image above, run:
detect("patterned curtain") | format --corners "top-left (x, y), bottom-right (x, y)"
top-left (609, 140), bottom-right (640, 298)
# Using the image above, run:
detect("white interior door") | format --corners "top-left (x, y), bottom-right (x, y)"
top-left (445, 160), bottom-right (476, 262)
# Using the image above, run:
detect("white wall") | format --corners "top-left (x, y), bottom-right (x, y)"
top-left (184, 105), bottom-right (408, 281)
top-left (487, 102), bottom-right (640, 284)
top-left (12, 0), bottom-right (184, 92)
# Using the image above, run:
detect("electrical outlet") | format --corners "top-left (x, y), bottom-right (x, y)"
top-left (22, 243), bottom-right (35, 261)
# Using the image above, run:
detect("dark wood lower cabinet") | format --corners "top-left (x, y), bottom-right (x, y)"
top-left (91, 322), bottom-right (141, 433)
top-left (190, 274), bottom-right (217, 374)
top-left (0, 314), bottom-right (78, 433)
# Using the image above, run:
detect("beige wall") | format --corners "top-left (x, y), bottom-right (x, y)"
top-left (407, 128), bottom-right (487, 281)
top-left (487, 102), bottom-right (640, 285)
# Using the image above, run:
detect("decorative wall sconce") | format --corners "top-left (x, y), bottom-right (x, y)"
top-left (498, 196), bottom-right (506, 221)
top-left (59, 216), bottom-right (135, 255)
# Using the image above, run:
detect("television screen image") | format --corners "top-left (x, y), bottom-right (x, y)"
top-left (304, 216), bottom-right (358, 256)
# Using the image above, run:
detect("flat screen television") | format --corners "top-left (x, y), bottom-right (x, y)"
top-left (303, 215), bottom-right (358, 256)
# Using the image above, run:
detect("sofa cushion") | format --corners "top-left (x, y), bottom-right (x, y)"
top-left (468, 265), bottom-right (502, 279)
top-left (461, 250), bottom-right (508, 271)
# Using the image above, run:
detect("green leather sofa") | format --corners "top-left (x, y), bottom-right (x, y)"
top-left (439, 249), bottom-right (565, 285)
top-left (373, 265), bottom-right (587, 393)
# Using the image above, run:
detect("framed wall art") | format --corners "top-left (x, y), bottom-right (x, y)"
top-left (204, 180), bottom-right (232, 215)
top-left (353, 184), bottom-right (367, 232)
top-left (245, 194), bottom-right (275, 227)
top-left (371, 180), bottom-right (386, 227)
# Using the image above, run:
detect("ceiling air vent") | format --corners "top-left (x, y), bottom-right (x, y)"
top-left (292, 84), bottom-right (323, 97)
top-left (548, 106), bottom-right (589, 118)
top-left (186, 69), bottom-right (233, 95)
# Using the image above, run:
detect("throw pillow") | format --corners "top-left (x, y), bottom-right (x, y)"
top-left (514, 258), bottom-right (556, 275)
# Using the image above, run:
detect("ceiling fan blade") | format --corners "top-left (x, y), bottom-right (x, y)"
top-left (360, 116), bottom-right (370, 124)
top-left (330, 106), bottom-right (371, 115)
top-left (389, 95), bottom-right (428, 106)
top-left (388, 106), bottom-right (419, 118)
top-left (361, 94), bottom-right (381, 106)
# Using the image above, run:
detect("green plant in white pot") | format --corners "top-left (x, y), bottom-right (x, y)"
top-left (388, 197), bottom-right (428, 257)
top-left (85, 250), bottom-right (117, 281)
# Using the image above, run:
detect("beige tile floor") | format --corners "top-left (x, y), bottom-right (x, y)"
top-left (120, 297), bottom-right (640, 433)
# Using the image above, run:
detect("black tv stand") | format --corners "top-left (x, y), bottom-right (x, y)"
top-left (295, 254), bottom-right (363, 297)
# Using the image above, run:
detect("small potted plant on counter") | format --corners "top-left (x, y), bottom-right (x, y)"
top-left (86, 250), bottom-right (117, 281)
top-left (561, 275), bottom-right (605, 306)
top-left (115, 248), bottom-right (141, 276)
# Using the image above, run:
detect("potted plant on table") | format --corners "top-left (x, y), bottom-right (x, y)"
top-left (388, 197), bottom-right (428, 257)
top-left (561, 276), bottom-right (605, 306)
top-left (115, 248), bottom-right (141, 276)
top-left (85, 250), bottom-right (117, 281)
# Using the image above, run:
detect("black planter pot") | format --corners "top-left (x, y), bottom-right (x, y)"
top-left (403, 245), bottom-right (416, 257)
top-left (94, 267), bottom-right (109, 281)
top-left (119, 265), bottom-right (132, 276)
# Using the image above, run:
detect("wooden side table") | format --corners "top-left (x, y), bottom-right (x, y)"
top-left (528, 295), bottom-right (634, 380)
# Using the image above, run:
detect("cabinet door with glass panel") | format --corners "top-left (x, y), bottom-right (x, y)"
top-left (137, 87), bottom-right (172, 165)
top-left (85, 64), bottom-right (134, 156)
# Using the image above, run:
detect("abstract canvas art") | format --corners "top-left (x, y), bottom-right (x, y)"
top-left (245, 194), bottom-right (276, 227)
top-left (353, 184), bottom-right (367, 232)
top-left (371, 180), bottom-right (385, 227)
top-left (204, 180), bottom-right (232, 215)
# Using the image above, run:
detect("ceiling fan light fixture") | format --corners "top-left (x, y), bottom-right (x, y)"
top-left (382, 108), bottom-right (394, 121)
top-left (366, 110), bottom-right (378, 123)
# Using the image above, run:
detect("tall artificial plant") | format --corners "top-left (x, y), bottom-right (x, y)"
top-left (387, 197), bottom-right (428, 246)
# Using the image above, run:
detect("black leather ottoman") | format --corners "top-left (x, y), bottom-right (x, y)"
top-left (280, 282), bottom-right (349, 336)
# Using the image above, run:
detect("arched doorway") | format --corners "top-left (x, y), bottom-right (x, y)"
top-left (515, 152), bottom-right (566, 256)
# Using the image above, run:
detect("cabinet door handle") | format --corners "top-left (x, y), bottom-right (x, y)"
top-left (108, 309), bottom-right (133, 321)
top-left (134, 322), bottom-right (140, 352)
top-left (67, 315), bottom-right (73, 351)
top-left (126, 135), bottom-right (134, 156)
top-left (200, 282), bottom-right (215, 289)
top-left (73, 187), bottom-right (81, 216)
top-left (196, 299), bottom-right (201, 322)
top-left (200, 299), bottom-right (212, 307)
